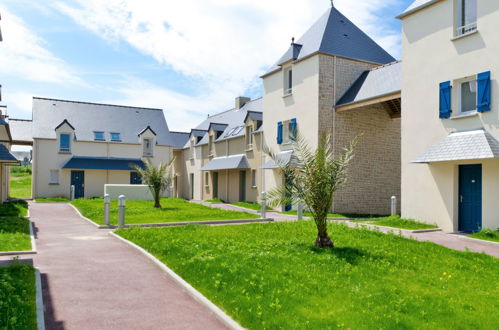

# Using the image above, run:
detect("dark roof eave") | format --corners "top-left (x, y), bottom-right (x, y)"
top-left (336, 90), bottom-right (401, 108)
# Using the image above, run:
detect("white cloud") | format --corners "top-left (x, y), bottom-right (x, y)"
top-left (0, 6), bottom-right (81, 84)
top-left (2, 91), bottom-right (33, 116)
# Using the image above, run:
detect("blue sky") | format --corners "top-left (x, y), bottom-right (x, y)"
top-left (0, 0), bottom-right (413, 139)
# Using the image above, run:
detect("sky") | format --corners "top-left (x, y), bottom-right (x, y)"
top-left (0, 0), bottom-right (414, 150)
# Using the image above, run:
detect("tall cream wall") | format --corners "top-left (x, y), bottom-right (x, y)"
top-left (33, 138), bottom-right (172, 199)
top-left (401, 0), bottom-right (499, 230)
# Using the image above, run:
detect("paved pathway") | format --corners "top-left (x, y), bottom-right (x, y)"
top-left (194, 201), bottom-right (499, 258)
top-left (26, 202), bottom-right (227, 330)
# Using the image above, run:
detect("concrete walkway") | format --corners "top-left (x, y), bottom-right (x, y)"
top-left (25, 202), bottom-right (227, 330)
top-left (195, 201), bottom-right (499, 258)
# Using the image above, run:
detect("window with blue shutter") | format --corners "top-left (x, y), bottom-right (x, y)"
top-left (477, 71), bottom-right (491, 112)
top-left (290, 118), bottom-right (297, 141)
top-left (277, 122), bottom-right (283, 144)
top-left (439, 81), bottom-right (452, 118)
top-left (60, 134), bottom-right (71, 152)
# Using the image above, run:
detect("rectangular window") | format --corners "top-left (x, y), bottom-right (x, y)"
top-left (110, 132), bottom-right (121, 141)
top-left (49, 170), bottom-right (59, 184)
top-left (284, 67), bottom-right (293, 95)
top-left (460, 79), bottom-right (477, 113)
top-left (456, 0), bottom-right (477, 37)
top-left (205, 172), bottom-right (209, 187)
top-left (246, 126), bottom-right (253, 148)
top-left (209, 135), bottom-right (214, 155)
top-left (59, 134), bottom-right (71, 153)
top-left (94, 131), bottom-right (105, 141)
top-left (143, 138), bottom-right (153, 156)
top-left (251, 170), bottom-right (257, 187)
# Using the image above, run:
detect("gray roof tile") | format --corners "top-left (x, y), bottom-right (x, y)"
top-left (264, 7), bottom-right (395, 77)
top-left (0, 144), bottom-right (18, 163)
top-left (31, 97), bottom-right (173, 146)
top-left (201, 154), bottom-right (250, 171)
top-left (336, 61), bottom-right (401, 107)
top-left (170, 132), bottom-right (190, 150)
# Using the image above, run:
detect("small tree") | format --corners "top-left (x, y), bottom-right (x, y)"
top-left (132, 158), bottom-right (175, 208)
top-left (266, 133), bottom-right (358, 248)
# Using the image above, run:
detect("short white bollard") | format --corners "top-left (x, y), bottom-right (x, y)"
top-left (118, 195), bottom-right (126, 228)
top-left (104, 194), bottom-right (111, 226)
top-left (391, 196), bottom-right (397, 216)
top-left (260, 192), bottom-right (267, 219)
top-left (70, 185), bottom-right (75, 201)
top-left (297, 203), bottom-right (303, 221)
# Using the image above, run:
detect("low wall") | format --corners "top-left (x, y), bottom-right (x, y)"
top-left (104, 184), bottom-right (154, 200)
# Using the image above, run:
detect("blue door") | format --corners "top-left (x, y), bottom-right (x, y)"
top-left (130, 172), bottom-right (142, 184)
top-left (459, 165), bottom-right (482, 232)
top-left (71, 171), bottom-right (85, 199)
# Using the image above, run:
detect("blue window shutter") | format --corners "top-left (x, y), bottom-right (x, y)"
top-left (477, 71), bottom-right (491, 112)
top-left (290, 118), bottom-right (297, 140)
top-left (439, 81), bottom-right (452, 118)
top-left (277, 121), bottom-right (283, 144)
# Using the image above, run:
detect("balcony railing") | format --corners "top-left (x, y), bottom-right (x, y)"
top-left (455, 22), bottom-right (477, 37)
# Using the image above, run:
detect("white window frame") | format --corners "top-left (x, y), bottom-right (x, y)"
top-left (283, 67), bottom-right (293, 96)
top-left (49, 169), bottom-right (60, 185)
top-left (457, 76), bottom-right (478, 116)
top-left (251, 169), bottom-right (257, 188)
top-left (204, 172), bottom-right (209, 188)
top-left (454, 0), bottom-right (477, 37)
top-left (209, 135), bottom-right (214, 156)
top-left (143, 138), bottom-right (154, 157)
top-left (59, 133), bottom-right (71, 153)
top-left (246, 125), bottom-right (254, 149)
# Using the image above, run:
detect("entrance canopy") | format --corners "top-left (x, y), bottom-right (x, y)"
top-left (62, 156), bottom-right (144, 171)
top-left (0, 144), bottom-right (20, 165)
top-left (413, 129), bottom-right (499, 163)
top-left (261, 150), bottom-right (294, 169)
top-left (201, 154), bottom-right (250, 171)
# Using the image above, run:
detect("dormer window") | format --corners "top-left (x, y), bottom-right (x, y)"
top-left (94, 131), bottom-right (105, 141)
top-left (143, 138), bottom-right (153, 157)
top-left (455, 0), bottom-right (477, 37)
top-left (284, 67), bottom-right (293, 95)
top-left (59, 133), bottom-right (71, 153)
top-left (110, 132), bottom-right (121, 141)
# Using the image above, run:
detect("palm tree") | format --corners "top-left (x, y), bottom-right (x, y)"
top-left (132, 158), bottom-right (175, 208)
top-left (265, 133), bottom-right (358, 248)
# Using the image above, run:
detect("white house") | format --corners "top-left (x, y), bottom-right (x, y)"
top-left (399, 0), bottom-right (499, 231)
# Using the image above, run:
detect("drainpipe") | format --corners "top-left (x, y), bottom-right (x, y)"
top-left (331, 55), bottom-right (337, 212)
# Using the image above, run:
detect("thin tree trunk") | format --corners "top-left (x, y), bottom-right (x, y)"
top-left (154, 189), bottom-right (161, 208)
top-left (315, 218), bottom-right (334, 248)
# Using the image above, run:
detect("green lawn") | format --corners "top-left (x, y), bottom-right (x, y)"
top-left (0, 263), bottom-right (37, 330)
top-left (469, 229), bottom-right (499, 243)
top-left (0, 200), bottom-right (28, 217)
top-left (353, 215), bottom-right (438, 230)
top-left (0, 217), bottom-right (32, 252)
top-left (72, 198), bottom-right (256, 225)
top-left (282, 210), bottom-right (381, 218)
top-left (35, 198), bottom-right (69, 203)
top-left (117, 222), bottom-right (499, 329)
top-left (231, 202), bottom-right (273, 211)
top-left (205, 198), bottom-right (223, 203)
top-left (9, 168), bottom-right (31, 199)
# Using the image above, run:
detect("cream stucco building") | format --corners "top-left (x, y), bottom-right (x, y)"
top-left (0, 108), bottom-right (20, 203)
top-left (261, 6), bottom-right (402, 214)
top-left (400, 0), bottom-right (499, 231)
top-left (17, 98), bottom-right (174, 199)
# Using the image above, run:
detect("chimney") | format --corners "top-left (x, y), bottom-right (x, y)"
top-left (235, 96), bottom-right (251, 110)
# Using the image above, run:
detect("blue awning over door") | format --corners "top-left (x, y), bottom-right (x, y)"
top-left (62, 156), bottom-right (144, 171)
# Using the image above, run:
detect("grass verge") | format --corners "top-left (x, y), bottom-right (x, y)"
top-left (469, 229), bottom-right (499, 243)
top-left (0, 263), bottom-right (37, 330)
top-left (353, 215), bottom-right (438, 230)
top-left (35, 198), bottom-right (69, 203)
top-left (205, 198), bottom-right (223, 203)
top-left (231, 202), bottom-right (273, 212)
top-left (0, 217), bottom-right (32, 252)
top-left (0, 200), bottom-right (28, 217)
top-left (282, 210), bottom-right (381, 218)
top-left (116, 222), bottom-right (499, 329)
top-left (72, 198), bottom-right (256, 225)
top-left (9, 167), bottom-right (31, 199)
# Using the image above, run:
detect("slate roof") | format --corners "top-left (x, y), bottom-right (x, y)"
top-left (170, 132), bottom-right (190, 150)
top-left (201, 154), bottom-right (250, 171)
top-left (0, 144), bottom-right (19, 163)
top-left (9, 119), bottom-right (33, 143)
top-left (263, 7), bottom-right (395, 77)
top-left (336, 61), bottom-right (401, 107)
top-left (62, 156), bottom-right (144, 171)
top-left (413, 130), bottom-right (499, 163)
top-left (31, 97), bottom-right (173, 146)
top-left (184, 98), bottom-right (263, 148)
top-left (397, 0), bottom-right (442, 19)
